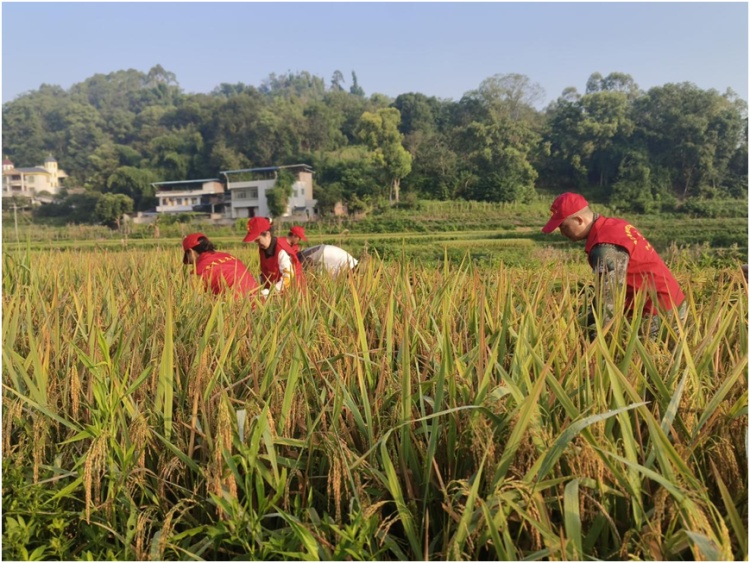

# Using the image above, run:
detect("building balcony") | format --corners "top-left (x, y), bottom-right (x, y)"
top-left (2, 186), bottom-right (33, 196)
top-left (231, 198), bottom-right (260, 207)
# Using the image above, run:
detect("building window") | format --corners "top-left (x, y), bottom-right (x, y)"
top-left (235, 190), bottom-right (246, 199)
top-left (249, 187), bottom-right (258, 199)
top-left (27, 176), bottom-right (35, 184)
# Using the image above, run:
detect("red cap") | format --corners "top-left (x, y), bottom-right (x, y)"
top-left (289, 225), bottom-right (307, 241)
top-left (182, 232), bottom-right (206, 251)
top-left (243, 217), bottom-right (272, 242)
top-left (541, 193), bottom-right (589, 233)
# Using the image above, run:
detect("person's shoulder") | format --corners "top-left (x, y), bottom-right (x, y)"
top-left (276, 238), bottom-right (294, 253)
top-left (301, 244), bottom-right (325, 255)
top-left (196, 250), bottom-right (216, 263)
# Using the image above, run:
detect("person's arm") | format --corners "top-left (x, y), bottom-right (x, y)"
top-left (273, 249), bottom-right (294, 293)
top-left (587, 243), bottom-right (629, 331)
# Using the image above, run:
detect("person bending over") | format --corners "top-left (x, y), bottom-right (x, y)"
top-left (182, 232), bottom-right (259, 297)
top-left (298, 244), bottom-right (359, 278)
top-left (243, 217), bottom-right (305, 297)
top-left (541, 192), bottom-right (685, 338)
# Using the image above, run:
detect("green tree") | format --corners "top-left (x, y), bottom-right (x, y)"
top-left (453, 74), bottom-right (543, 202)
top-left (312, 147), bottom-right (380, 201)
top-left (94, 193), bottom-right (134, 229)
top-left (357, 108), bottom-right (412, 203)
top-left (265, 169), bottom-right (295, 217)
top-left (542, 72), bottom-right (638, 194)
top-left (330, 70), bottom-right (345, 92)
top-left (2, 95), bottom-right (49, 166)
top-left (147, 127), bottom-right (204, 179)
top-left (323, 90), bottom-right (369, 144)
top-left (313, 182), bottom-right (344, 216)
top-left (80, 143), bottom-right (142, 190)
top-left (392, 93), bottom-right (456, 199)
top-left (303, 101), bottom-right (347, 152)
top-left (578, 89), bottom-right (635, 189)
top-left (259, 71), bottom-right (326, 102)
top-left (349, 71), bottom-right (365, 97)
top-left (106, 166), bottom-right (158, 210)
top-left (33, 192), bottom-right (102, 224)
top-left (210, 82), bottom-right (251, 98)
top-left (610, 150), bottom-right (672, 213)
top-left (209, 140), bottom-right (249, 173)
top-left (632, 82), bottom-right (746, 198)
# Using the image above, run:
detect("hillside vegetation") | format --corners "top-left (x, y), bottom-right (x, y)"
top-left (3, 66), bottom-right (746, 221)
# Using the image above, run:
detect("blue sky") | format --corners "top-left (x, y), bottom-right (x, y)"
top-left (2, 2), bottom-right (748, 106)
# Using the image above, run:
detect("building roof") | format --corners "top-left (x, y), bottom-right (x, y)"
top-left (2, 158), bottom-right (13, 165)
top-left (44, 154), bottom-right (57, 163)
top-left (3, 167), bottom-right (49, 174)
top-left (220, 164), bottom-right (313, 176)
top-left (151, 178), bottom-right (220, 187)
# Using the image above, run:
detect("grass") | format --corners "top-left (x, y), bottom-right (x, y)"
top-left (2, 243), bottom-right (747, 560)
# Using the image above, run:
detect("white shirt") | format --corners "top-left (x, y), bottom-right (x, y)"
top-left (274, 248), bottom-right (293, 292)
top-left (300, 244), bottom-right (358, 276)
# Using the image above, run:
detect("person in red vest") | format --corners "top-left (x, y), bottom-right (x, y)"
top-left (541, 192), bottom-right (686, 337)
top-left (286, 225), bottom-right (308, 259)
top-left (182, 232), bottom-right (259, 297)
top-left (243, 217), bottom-right (304, 298)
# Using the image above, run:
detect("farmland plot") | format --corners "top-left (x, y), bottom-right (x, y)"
top-left (2, 247), bottom-right (747, 560)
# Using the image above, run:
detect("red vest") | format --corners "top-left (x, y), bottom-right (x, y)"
top-left (195, 251), bottom-right (259, 296)
top-left (259, 238), bottom-right (304, 290)
top-left (585, 216), bottom-right (684, 314)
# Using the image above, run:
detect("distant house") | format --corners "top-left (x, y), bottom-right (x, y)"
top-left (221, 164), bottom-right (316, 219)
top-left (151, 179), bottom-right (226, 215)
top-left (2, 155), bottom-right (68, 198)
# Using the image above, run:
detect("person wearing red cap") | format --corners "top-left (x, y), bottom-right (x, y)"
top-left (541, 192), bottom-right (685, 337)
top-left (243, 217), bottom-right (304, 297)
top-left (286, 225), bottom-right (308, 260)
top-left (182, 233), bottom-right (259, 297)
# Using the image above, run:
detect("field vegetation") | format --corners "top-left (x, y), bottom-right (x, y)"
top-left (2, 236), bottom-right (747, 559)
top-left (2, 199), bottom-right (746, 269)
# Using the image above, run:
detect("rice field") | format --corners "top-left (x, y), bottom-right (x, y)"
top-left (2, 245), bottom-right (747, 560)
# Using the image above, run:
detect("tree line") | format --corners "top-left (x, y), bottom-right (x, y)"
top-left (2, 65), bottom-right (747, 220)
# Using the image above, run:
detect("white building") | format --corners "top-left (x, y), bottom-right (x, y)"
top-left (152, 179), bottom-right (226, 215)
top-left (2, 155), bottom-right (68, 198)
top-left (221, 164), bottom-right (316, 219)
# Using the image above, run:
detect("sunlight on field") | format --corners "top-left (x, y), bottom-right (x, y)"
top-left (2, 247), bottom-right (747, 560)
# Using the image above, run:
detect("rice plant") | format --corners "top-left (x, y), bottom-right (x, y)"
top-left (2, 246), bottom-right (747, 560)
